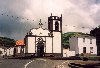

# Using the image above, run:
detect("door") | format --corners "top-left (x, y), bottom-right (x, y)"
top-left (83, 47), bottom-right (86, 53)
top-left (37, 37), bottom-right (44, 57)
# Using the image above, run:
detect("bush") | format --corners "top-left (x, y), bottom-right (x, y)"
top-left (83, 57), bottom-right (88, 61)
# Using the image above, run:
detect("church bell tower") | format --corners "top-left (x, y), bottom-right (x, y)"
top-left (48, 13), bottom-right (63, 57)
top-left (48, 13), bottom-right (62, 32)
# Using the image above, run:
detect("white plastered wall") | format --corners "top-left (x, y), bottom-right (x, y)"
top-left (69, 37), bottom-right (79, 54)
top-left (27, 37), bottom-right (35, 53)
top-left (0, 48), bottom-right (4, 56)
top-left (31, 28), bottom-right (50, 36)
top-left (17, 46), bottom-right (21, 53)
top-left (53, 32), bottom-right (61, 53)
top-left (69, 36), bottom-right (97, 55)
top-left (63, 48), bottom-right (75, 57)
top-left (78, 38), bottom-right (97, 55)
top-left (46, 37), bottom-right (52, 53)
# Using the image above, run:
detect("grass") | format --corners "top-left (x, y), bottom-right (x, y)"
top-left (79, 56), bottom-right (100, 61)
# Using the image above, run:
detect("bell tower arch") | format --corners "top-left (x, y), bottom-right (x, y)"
top-left (48, 13), bottom-right (62, 32)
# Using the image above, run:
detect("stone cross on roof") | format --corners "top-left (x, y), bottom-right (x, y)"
top-left (39, 19), bottom-right (43, 28)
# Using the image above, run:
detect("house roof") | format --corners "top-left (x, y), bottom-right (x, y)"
top-left (70, 35), bottom-right (96, 39)
top-left (16, 40), bottom-right (25, 46)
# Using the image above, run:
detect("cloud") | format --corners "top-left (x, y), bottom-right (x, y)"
top-left (0, 0), bottom-right (100, 40)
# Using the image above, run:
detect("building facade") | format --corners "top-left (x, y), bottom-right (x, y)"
top-left (24, 14), bottom-right (63, 57)
top-left (63, 48), bottom-right (75, 57)
top-left (69, 35), bottom-right (97, 56)
top-left (14, 40), bottom-right (25, 57)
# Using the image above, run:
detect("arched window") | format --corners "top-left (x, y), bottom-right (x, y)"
top-left (55, 21), bottom-right (59, 31)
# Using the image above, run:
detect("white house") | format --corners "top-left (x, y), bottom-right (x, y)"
top-left (69, 35), bottom-right (97, 56)
top-left (0, 47), bottom-right (5, 56)
top-left (24, 14), bottom-right (63, 57)
top-left (13, 40), bottom-right (25, 57)
top-left (0, 47), bottom-right (14, 57)
top-left (6, 47), bottom-right (14, 56)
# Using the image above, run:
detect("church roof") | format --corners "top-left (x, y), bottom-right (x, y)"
top-left (70, 35), bottom-right (96, 39)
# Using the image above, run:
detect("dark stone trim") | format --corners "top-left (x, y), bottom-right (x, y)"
top-left (50, 30), bottom-right (62, 32)
top-left (15, 45), bottom-right (25, 47)
top-left (35, 36), bottom-right (36, 53)
top-left (45, 53), bottom-right (62, 57)
top-left (25, 53), bottom-right (36, 57)
top-left (45, 37), bottom-right (46, 53)
top-left (61, 14), bottom-right (63, 57)
top-left (24, 37), bottom-right (26, 46)
top-left (24, 53), bottom-right (62, 57)
top-left (52, 36), bottom-right (53, 53)
top-left (61, 32), bottom-right (63, 57)
top-left (25, 35), bottom-right (54, 37)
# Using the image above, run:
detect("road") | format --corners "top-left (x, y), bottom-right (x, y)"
top-left (0, 58), bottom-right (70, 68)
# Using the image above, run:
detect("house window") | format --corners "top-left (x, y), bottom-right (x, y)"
top-left (90, 47), bottom-right (93, 53)
top-left (83, 47), bottom-right (86, 53)
top-left (90, 39), bottom-right (92, 44)
top-left (83, 38), bottom-right (85, 42)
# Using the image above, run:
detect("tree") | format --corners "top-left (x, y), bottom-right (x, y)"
top-left (0, 37), bottom-right (15, 47)
top-left (90, 26), bottom-right (100, 56)
top-left (62, 32), bottom-right (82, 48)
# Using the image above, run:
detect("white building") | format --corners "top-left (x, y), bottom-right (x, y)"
top-left (63, 48), bottom-right (75, 57)
top-left (6, 47), bottom-right (14, 56)
top-left (0, 47), bottom-right (5, 56)
top-left (69, 35), bottom-right (97, 56)
top-left (24, 14), bottom-right (63, 57)
top-left (0, 47), bottom-right (14, 57)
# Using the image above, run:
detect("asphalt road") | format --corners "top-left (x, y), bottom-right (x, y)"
top-left (0, 58), bottom-right (70, 68)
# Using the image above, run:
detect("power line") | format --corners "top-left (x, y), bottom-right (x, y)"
top-left (0, 13), bottom-right (34, 22)
top-left (0, 13), bottom-right (97, 30)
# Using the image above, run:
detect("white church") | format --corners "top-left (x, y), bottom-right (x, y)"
top-left (24, 14), bottom-right (63, 57)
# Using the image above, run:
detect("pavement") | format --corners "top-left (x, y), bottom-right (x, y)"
top-left (24, 59), bottom-right (70, 68)
top-left (0, 57), bottom-right (71, 68)
top-left (0, 57), bottom-right (99, 68)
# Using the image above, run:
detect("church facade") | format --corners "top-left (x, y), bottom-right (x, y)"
top-left (24, 14), bottom-right (63, 57)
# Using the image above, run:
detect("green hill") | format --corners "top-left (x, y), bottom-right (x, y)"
top-left (62, 32), bottom-right (83, 48)
top-left (0, 37), bottom-right (15, 47)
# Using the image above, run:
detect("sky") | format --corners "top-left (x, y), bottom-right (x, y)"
top-left (0, 0), bottom-right (100, 40)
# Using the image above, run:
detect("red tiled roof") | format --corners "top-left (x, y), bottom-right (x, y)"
top-left (16, 40), bottom-right (25, 46)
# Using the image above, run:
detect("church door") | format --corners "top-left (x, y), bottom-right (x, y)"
top-left (37, 38), bottom-right (45, 57)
